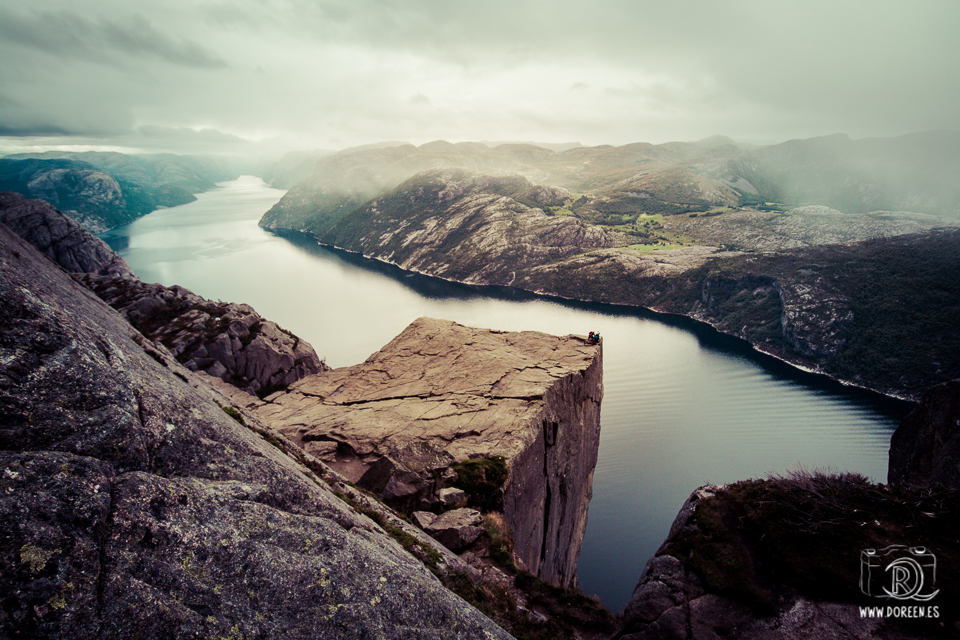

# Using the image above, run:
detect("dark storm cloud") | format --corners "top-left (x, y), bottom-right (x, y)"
top-left (1, 8), bottom-right (226, 68)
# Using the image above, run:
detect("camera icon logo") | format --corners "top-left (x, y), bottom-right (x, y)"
top-left (860, 545), bottom-right (939, 601)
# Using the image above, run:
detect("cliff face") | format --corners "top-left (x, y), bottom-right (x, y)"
top-left (251, 317), bottom-right (604, 588)
top-left (0, 192), bottom-right (134, 277)
top-left (1, 192), bottom-right (326, 397)
top-left (889, 378), bottom-right (960, 488)
top-left (0, 222), bottom-right (513, 638)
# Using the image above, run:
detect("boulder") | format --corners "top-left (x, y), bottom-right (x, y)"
top-left (356, 441), bottom-right (455, 512)
top-left (413, 508), bottom-right (485, 550)
top-left (439, 487), bottom-right (467, 508)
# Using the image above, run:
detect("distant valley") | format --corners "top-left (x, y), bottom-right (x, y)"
top-left (3, 134), bottom-right (957, 400)
top-left (258, 133), bottom-right (960, 400)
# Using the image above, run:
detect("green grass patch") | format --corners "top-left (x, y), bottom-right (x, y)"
top-left (221, 406), bottom-right (245, 426)
top-left (451, 456), bottom-right (509, 509)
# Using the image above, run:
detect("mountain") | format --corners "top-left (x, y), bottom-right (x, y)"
top-left (259, 148), bottom-right (960, 400)
top-left (263, 133), bottom-right (960, 244)
top-left (753, 131), bottom-right (960, 214)
top-left (321, 168), bottom-right (607, 285)
top-left (0, 151), bottom-right (238, 231)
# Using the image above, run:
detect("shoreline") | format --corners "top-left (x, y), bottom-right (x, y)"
top-left (263, 225), bottom-right (917, 412)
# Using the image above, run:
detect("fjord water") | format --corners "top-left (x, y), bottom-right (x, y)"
top-left (101, 176), bottom-right (909, 612)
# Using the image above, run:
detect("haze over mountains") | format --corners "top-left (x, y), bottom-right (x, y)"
top-left (253, 131), bottom-right (960, 401)
top-left (0, 151), bottom-right (238, 231)
top-left (262, 131), bottom-right (960, 240)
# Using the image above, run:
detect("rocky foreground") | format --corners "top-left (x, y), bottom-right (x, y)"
top-left (1, 192), bottom-right (327, 397)
top-left (1, 197), bottom-right (618, 638)
top-left (0, 221), bottom-right (519, 638)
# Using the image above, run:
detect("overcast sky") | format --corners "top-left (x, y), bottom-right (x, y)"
top-left (2, 0), bottom-right (958, 157)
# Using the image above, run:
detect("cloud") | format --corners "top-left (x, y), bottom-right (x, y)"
top-left (0, 8), bottom-right (225, 68)
top-left (137, 125), bottom-right (248, 144)
top-left (0, 0), bottom-right (958, 155)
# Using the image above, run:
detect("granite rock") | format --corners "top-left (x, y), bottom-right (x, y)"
top-left (0, 224), bottom-right (513, 639)
top-left (413, 508), bottom-right (485, 550)
top-left (255, 316), bottom-right (603, 587)
top-left (0, 191), bottom-right (134, 277)
top-left (76, 274), bottom-right (328, 397)
top-left (0, 193), bottom-right (326, 398)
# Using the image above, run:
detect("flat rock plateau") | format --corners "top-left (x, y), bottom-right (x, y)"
top-left (251, 317), bottom-right (604, 589)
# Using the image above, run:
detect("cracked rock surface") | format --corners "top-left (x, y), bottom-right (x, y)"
top-left (254, 316), bottom-right (604, 588)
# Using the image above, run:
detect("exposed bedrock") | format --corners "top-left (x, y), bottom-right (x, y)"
top-left (0, 192), bottom-right (326, 397)
top-left (0, 224), bottom-right (511, 639)
top-left (75, 274), bottom-right (327, 397)
top-left (253, 317), bottom-right (604, 588)
top-left (889, 378), bottom-right (960, 488)
top-left (0, 191), bottom-right (134, 277)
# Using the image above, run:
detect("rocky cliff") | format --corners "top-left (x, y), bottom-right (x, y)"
top-left (613, 474), bottom-right (959, 639)
top-left (320, 168), bottom-right (608, 285)
top-left (248, 317), bottom-right (603, 589)
top-left (0, 192), bottom-right (326, 397)
top-left (0, 222), bottom-right (514, 638)
top-left (889, 378), bottom-right (960, 488)
top-left (76, 274), bottom-right (327, 397)
top-left (0, 192), bottom-right (134, 277)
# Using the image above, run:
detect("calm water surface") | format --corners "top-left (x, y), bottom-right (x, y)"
top-left (101, 176), bottom-right (910, 612)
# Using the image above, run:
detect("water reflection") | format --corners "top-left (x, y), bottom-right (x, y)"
top-left (104, 176), bottom-right (912, 611)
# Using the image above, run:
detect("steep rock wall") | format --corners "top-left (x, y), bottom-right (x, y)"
top-left (501, 347), bottom-right (602, 588)
top-left (252, 317), bottom-right (603, 588)
top-left (613, 476), bottom-right (958, 639)
top-left (889, 378), bottom-right (960, 488)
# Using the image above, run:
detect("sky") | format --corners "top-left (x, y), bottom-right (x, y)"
top-left (2, 0), bottom-right (959, 159)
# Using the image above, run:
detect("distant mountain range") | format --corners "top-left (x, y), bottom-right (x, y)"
top-left (261, 132), bottom-right (960, 241)
top-left (0, 151), bottom-right (238, 232)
